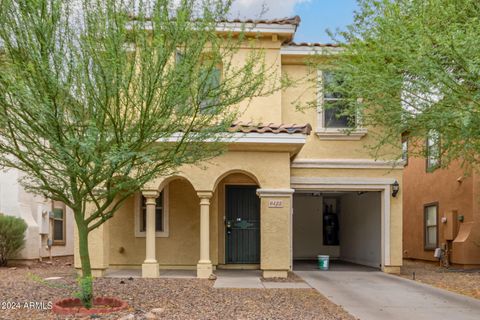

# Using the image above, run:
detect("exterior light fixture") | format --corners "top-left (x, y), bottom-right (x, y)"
top-left (391, 180), bottom-right (400, 197)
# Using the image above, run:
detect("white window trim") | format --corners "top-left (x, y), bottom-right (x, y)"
top-left (316, 69), bottom-right (367, 140)
top-left (134, 185), bottom-right (169, 238)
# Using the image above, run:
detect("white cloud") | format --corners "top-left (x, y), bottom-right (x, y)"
top-left (229, 0), bottom-right (310, 19)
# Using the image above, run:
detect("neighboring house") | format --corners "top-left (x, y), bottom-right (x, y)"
top-left (0, 169), bottom-right (74, 263)
top-left (75, 16), bottom-right (404, 278)
top-left (403, 134), bottom-right (480, 267)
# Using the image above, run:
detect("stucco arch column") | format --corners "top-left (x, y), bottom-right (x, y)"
top-left (256, 188), bottom-right (295, 278)
top-left (197, 191), bottom-right (213, 278)
top-left (142, 190), bottom-right (160, 278)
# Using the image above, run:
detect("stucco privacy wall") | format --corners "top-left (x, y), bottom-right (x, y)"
top-left (340, 192), bottom-right (381, 268)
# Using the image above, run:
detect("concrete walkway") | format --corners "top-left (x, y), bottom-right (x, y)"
top-left (296, 267), bottom-right (480, 320)
top-left (213, 270), bottom-right (311, 289)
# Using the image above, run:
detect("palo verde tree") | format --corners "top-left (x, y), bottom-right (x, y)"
top-left (0, 0), bottom-right (284, 305)
top-left (325, 0), bottom-right (480, 167)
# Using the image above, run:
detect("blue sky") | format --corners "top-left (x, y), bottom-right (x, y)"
top-left (230, 0), bottom-right (359, 44)
top-left (294, 0), bottom-right (359, 43)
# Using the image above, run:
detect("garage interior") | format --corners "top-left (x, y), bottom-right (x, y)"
top-left (293, 190), bottom-right (382, 270)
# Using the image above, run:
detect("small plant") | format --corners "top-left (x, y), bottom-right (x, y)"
top-left (74, 276), bottom-right (94, 309)
top-left (0, 214), bottom-right (27, 266)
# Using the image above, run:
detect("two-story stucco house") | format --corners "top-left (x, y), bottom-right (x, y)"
top-left (0, 168), bottom-right (74, 264)
top-left (403, 134), bottom-right (480, 267)
top-left (75, 16), bottom-right (403, 279)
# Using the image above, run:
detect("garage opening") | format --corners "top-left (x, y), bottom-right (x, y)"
top-left (293, 190), bottom-right (382, 270)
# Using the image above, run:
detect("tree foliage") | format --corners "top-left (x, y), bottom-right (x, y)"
top-left (328, 0), bottom-right (480, 167)
top-left (0, 0), bottom-right (283, 305)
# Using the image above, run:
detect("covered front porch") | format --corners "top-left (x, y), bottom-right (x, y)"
top-left (75, 126), bottom-right (311, 279)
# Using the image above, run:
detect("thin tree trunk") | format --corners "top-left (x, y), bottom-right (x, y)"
top-left (76, 217), bottom-right (93, 308)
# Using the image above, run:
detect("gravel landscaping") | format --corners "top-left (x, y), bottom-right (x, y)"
top-left (399, 259), bottom-right (480, 299)
top-left (261, 271), bottom-right (305, 283)
top-left (0, 257), bottom-right (354, 320)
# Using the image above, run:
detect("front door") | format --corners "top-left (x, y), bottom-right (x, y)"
top-left (225, 185), bottom-right (260, 264)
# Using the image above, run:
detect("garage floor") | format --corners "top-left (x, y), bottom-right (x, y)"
top-left (295, 261), bottom-right (480, 320)
top-left (294, 260), bottom-right (379, 272)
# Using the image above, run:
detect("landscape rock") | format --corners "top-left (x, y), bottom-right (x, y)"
top-left (151, 308), bottom-right (165, 315)
top-left (117, 314), bottom-right (135, 320)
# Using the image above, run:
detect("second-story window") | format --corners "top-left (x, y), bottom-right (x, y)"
top-left (402, 134), bottom-right (409, 165)
top-left (322, 71), bottom-right (354, 128)
top-left (426, 130), bottom-right (440, 172)
top-left (199, 65), bottom-right (221, 114)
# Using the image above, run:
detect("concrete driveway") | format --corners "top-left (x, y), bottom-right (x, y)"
top-left (295, 262), bottom-right (480, 320)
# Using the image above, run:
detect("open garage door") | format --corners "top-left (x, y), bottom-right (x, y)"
top-left (293, 191), bottom-right (382, 269)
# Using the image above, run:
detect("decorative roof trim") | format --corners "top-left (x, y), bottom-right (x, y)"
top-left (291, 158), bottom-right (405, 169)
top-left (256, 188), bottom-right (295, 197)
top-left (215, 22), bottom-right (297, 35)
top-left (158, 132), bottom-right (307, 144)
top-left (281, 45), bottom-right (343, 56)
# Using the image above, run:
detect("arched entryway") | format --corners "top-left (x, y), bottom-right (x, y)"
top-left (213, 171), bottom-right (261, 267)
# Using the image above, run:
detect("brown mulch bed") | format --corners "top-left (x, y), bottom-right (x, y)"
top-left (0, 257), bottom-right (354, 320)
top-left (399, 259), bottom-right (480, 300)
top-left (261, 271), bottom-right (305, 283)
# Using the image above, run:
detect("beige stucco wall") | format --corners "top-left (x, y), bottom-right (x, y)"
top-left (235, 39), bottom-right (283, 124)
top-left (260, 195), bottom-right (292, 274)
top-left (281, 63), bottom-right (399, 161)
top-left (147, 150), bottom-right (292, 191)
top-left (108, 179), bottom-right (203, 268)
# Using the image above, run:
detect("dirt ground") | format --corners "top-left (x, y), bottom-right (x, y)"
top-left (399, 259), bottom-right (480, 300)
top-left (0, 257), bottom-right (354, 320)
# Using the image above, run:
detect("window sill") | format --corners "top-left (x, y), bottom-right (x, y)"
top-left (315, 128), bottom-right (367, 140)
top-left (134, 231), bottom-right (169, 238)
top-left (52, 241), bottom-right (66, 246)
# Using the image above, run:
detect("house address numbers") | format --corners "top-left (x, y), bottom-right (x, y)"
top-left (268, 200), bottom-right (283, 208)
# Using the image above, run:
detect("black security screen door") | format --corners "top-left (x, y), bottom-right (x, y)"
top-left (225, 185), bottom-right (260, 264)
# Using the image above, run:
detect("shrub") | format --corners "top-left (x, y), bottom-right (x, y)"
top-left (0, 214), bottom-right (27, 266)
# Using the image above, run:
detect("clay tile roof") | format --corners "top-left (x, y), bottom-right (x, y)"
top-left (130, 15), bottom-right (301, 26)
top-left (229, 122), bottom-right (312, 135)
top-left (284, 41), bottom-right (340, 48)
top-left (222, 16), bottom-right (301, 26)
